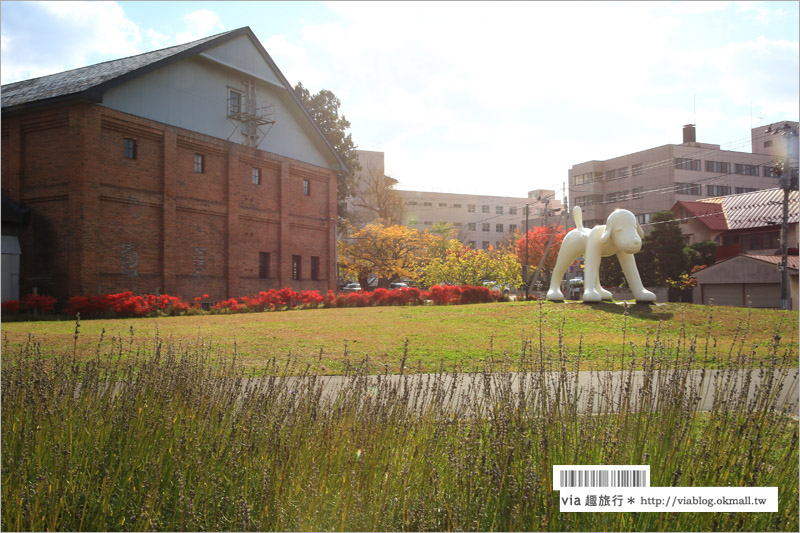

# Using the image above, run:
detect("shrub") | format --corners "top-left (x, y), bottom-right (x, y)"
top-left (22, 293), bottom-right (58, 313)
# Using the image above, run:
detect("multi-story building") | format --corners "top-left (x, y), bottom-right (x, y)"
top-left (1, 27), bottom-right (346, 302)
top-left (346, 150), bottom-right (400, 227)
top-left (398, 190), bottom-right (561, 250)
top-left (568, 122), bottom-right (797, 230)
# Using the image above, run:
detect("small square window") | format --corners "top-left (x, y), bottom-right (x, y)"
top-left (252, 167), bottom-right (261, 185)
top-left (482, 223), bottom-right (490, 232)
top-left (303, 179), bottom-right (310, 196)
top-left (496, 223), bottom-right (503, 232)
top-left (482, 205), bottom-right (490, 214)
top-left (468, 204), bottom-right (476, 213)
top-left (496, 206), bottom-right (503, 215)
top-left (509, 207), bottom-right (517, 215)
top-left (194, 154), bottom-right (204, 173)
top-left (124, 138), bottom-right (137, 159)
top-left (482, 241), bottom-right (491, 250)
top-left (468, 223), bottom-right (476, 231)
top-left (228, 88), bottom-right (242, 116)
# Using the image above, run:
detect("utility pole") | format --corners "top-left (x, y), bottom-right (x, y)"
top-left (778, 159), bottom-right (793, 310)
top-left (524, 205), bottom-right (529, 300)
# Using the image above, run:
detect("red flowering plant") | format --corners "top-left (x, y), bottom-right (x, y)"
top-left (23, 293), bottom-right (58, 313)
top-left (1, 299), bottom-right (20, 315)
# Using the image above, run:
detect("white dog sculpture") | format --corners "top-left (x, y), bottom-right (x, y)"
top-left (546, 206), bottom-right (656, 303)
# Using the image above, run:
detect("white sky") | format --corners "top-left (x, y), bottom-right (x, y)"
top-left (2, 1), bottom-right (798, 201)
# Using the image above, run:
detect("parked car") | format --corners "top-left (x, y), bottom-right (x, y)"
top-left (482, 280), bottom-right (511, 295)
top-left (389, 282), bottom-right (409, 290)
top-left (342, 283), bottom-right (362, 293)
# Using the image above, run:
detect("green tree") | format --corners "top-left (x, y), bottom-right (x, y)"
top-left (687, 240), bottom-right (718, 270)
top-left (638, 211), bottom-right (689, 286)
top-left (293, 82), bottom-right (360, 219)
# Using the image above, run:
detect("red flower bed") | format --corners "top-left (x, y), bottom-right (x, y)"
top-left (4, 285), bottom-right (505, 321)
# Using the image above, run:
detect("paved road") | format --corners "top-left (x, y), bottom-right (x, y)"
top-left (242, 368), bottom-right (799, 416)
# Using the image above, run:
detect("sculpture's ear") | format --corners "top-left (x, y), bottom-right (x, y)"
top-left (636, 221), bottom-right (644, 239)
top-left (600, 224), bottom-right (612, 244)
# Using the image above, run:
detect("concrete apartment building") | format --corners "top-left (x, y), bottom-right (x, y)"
top-left (1, 27), bottom-right (345, 302)
top-left (568, 122), bottom-right (797, 230)
top-left (398, 189), bottom-right (562, 249)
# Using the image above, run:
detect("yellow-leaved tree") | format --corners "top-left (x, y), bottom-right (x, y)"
top-left (421, 240), bottom-right (522, 289)
top-left (338, 224), bottom-right (434, 290)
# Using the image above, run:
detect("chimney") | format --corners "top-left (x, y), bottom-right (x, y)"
top-left (683, 124), bottom-right (696, 144)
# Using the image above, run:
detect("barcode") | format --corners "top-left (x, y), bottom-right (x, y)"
top-left (559, 469), bottom-right (648, 488)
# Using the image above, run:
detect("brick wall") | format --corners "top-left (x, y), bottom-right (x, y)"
top-left (1, 103), bottom-right (338, 302)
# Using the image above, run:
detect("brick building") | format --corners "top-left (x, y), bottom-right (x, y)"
top-left (1, 27), bottom-right (346, 302)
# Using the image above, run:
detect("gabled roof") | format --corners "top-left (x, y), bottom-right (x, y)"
top-left (743, 253), bottom-right (799, 272)
top-left (673, 201), bottom-right (726, 230)
top-left (672, 188), bottom-right (798, 232)
top-left (700, 188), bottom-right (798, 230)
top-left (1, 30), bottom-right (238, 110)
top-left (1, 27), bottom-right (347, 172)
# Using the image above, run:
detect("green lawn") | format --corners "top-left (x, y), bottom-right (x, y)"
top-left (2, 300), bottom-right (797, 373)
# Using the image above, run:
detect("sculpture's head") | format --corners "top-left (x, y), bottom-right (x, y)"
top-left (600, 209), bottom-right (644, 254)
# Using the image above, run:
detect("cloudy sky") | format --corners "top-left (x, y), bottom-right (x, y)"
top-left (2, 1), bottom-right (798, 200)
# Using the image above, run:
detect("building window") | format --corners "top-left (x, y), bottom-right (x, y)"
top-left (571, 171), bottom-right (604, 185)
top-left (292, 255), bottom-right (301, 280)
top-left (311, 256), bottom-right (320, 281)
top-left (453, 222), bottom-right (462, 227)
top-left (496, 223), bottom-right (503, 232)
top-left (423, 202), bottom-right (433, 207)
top-left (632, 187), bottom-right (643, 199)
top-left (259, 252), bottom-right (270, 279)
top-left (482, 241), bottom-right (491, 250)
top-left (509, 224), bottom-right (517, 232)
top-left (252, 167), bottom-right (261, 185)
top-left (123, 138), bottom-right (137, 159)
top-left (734, 163), bottom-right (759, 176)
top-left (575, 194), bottom-right (603, 207)
top-left (468, 222), bottom-right (476, 231)
top-left (735, 187), bottom-right (757, 194)
top-left (496, 206), bottom-right (503, 215)
top-left (631, 163), bottom-right (643, 176)
top-left (764, 166), bottom-right (780, 178)
top-left (453, 203), bottom-right (462, 208)
top-left (228, 88), bottom-right (243, 116)
top-left (764, 140), bottom-right (773, 148)
top-left (303, 179), bottom-right (310, 195)
top-left (439, 202), bottom-right (448, 207)
top-left (194, 153), bottom-right (204, 173)
top-left (467, 204), bottom-right (476, 213)
top-left (406, 200), bottom-right (418, 206)
top-left (468, 241), bottom-right (476, 248)
top-left (706, 185), bottom-right (731, 196)
top-left (482, 223), bottom-right (490, 232)
top-left (605, 190), bottom-right (629, 203)
top-left (605, 167), bottom-right (629, 180)
top-left (675, 158), bottom-right (700, 171)
top-left (636, 213), bottom-right (652, 225)
top-left (674, 182), bottom-right (701, 195)
top-left (705, 160), bottom-right (730, 173)
top-left (423, 221), bottom-right (432, 226)
top-left (481, 205), bottom-right (490, 214)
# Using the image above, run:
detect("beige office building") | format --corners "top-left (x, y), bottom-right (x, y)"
top-left (568, 122), bottom-right (797, 230)
top-left (398, 190), bottom-right (562, 250)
